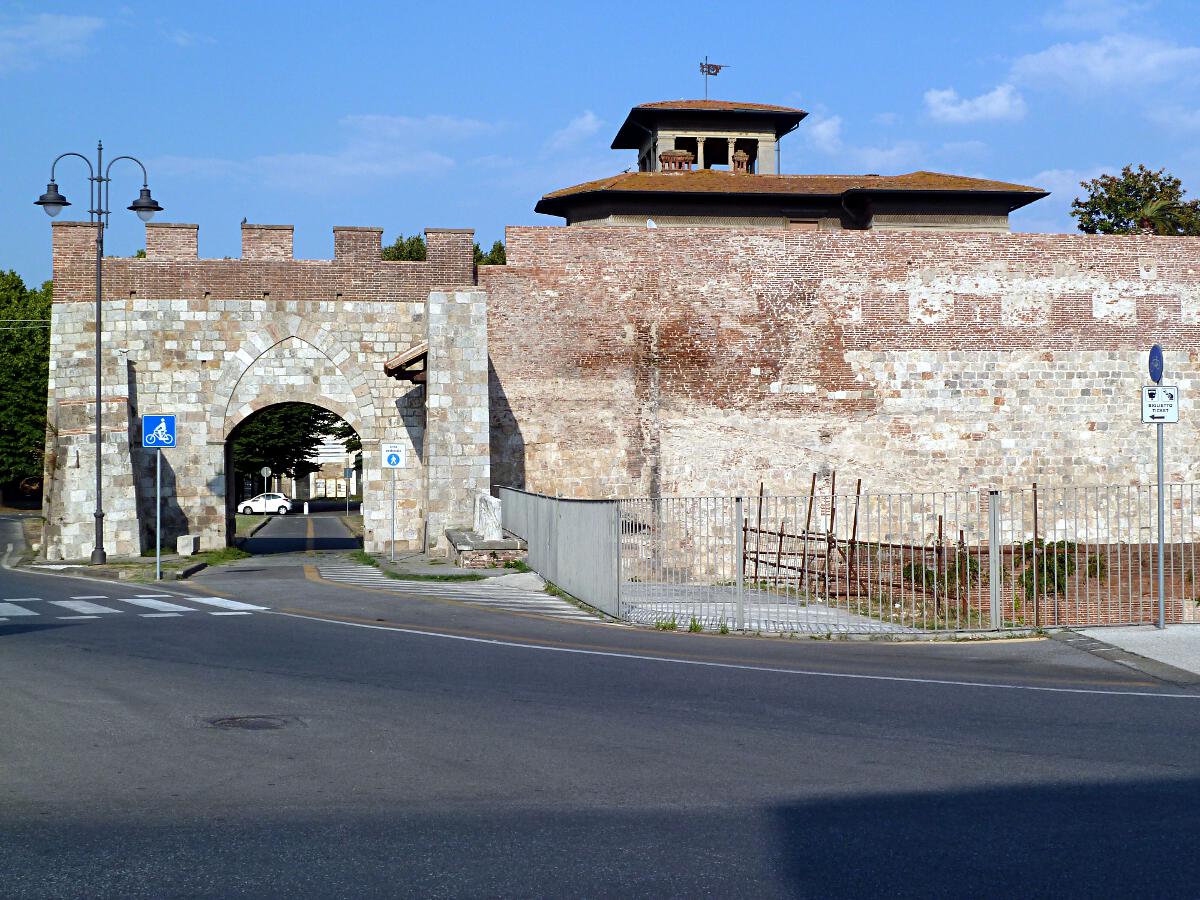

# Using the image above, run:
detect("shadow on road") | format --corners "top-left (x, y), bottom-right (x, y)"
top-left (0, 623), bottom-right (77, 637)
top-left (240, 514), bottom-right (362, 556)
top-left (4, 778), bottom-right (1199, 897)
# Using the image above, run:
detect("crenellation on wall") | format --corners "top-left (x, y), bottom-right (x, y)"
top-left (242, 224), bottom-right (294, 260)
top-left (333, 226), bottom-right (384, 260)
top-left (42, 220), bottom-right (478, 561)
top-left (145, 222), bottom-right (199, 258)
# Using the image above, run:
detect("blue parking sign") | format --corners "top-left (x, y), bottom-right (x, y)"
top-left (142, 415), bottom-right (176, 448)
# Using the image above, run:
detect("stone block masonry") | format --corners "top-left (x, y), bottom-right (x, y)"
top-left (43, 220), bottom-right (480, 561)
top-left (484, 226), bottom-right (1200, 500)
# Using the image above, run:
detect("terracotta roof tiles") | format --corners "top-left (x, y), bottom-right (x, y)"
top-left (540, 169), bottom-right (1047, 202)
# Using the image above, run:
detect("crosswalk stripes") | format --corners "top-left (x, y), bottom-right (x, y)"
top-left (316, 564), bottom-right (599, 622)
top-left (0, 592), bottom-right (270, 625)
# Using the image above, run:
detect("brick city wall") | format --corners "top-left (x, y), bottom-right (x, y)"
top-left (43, 221), bottom-right (479, 561)
top-left (484, 226), bottom-right (1200, 500)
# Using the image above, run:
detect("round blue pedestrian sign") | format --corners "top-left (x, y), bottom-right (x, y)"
top-left (1149, 344), bottom-right (1164, 384)
top-left (387, 453), bottom-right (401, 467)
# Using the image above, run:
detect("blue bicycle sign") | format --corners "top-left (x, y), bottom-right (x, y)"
top-left (142, 415), bottom-right (177, 448)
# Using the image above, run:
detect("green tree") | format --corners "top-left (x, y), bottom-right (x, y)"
top-left (382, 234), bottom-right (427, 261)
top-left (0, 272), bottom-right (52, 488)
top-left (1071, 165), bottom-right (1200, 235)
top-left (229, 403), bottom-right (358, 481)
top-left (474, 240), bottom-right (506, 266)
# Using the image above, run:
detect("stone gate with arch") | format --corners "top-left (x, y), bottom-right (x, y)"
top-left (42, 220), bottom-right (488, 560)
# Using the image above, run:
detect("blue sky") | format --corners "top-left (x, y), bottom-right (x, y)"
top-left (3, 0), bottom-right (1199, 286)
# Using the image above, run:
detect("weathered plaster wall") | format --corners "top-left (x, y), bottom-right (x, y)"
top-left (43, 221), bottom-right (478, 561)
top-left (484, 226), bottom-right (1200, 499)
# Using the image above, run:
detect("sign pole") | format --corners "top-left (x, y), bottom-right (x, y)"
top-left (1158, 416), bottom-right (1165, 629)
top-left (1148, 344), bottom-right (1167, 630)
top-left (141, 416), bottom-right (174, 580)
top-left (155, 447), bottom-right (162, 581)
top-left (390, 466), bottom-right (396, 563)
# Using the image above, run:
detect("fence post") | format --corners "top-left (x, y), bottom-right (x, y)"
top-left (612, 501), bottom-right (622, 620)
top-left (734, 496), bottom-right (745, 631)
top-left (988, 489), bottom-right (1002, 630)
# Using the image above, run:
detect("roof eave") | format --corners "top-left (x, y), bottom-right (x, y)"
top-left (611, 107), bottom-right (809, 150)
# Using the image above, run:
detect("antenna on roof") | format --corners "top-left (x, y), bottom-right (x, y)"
top-left (699, 56), bottom-right (729, 99)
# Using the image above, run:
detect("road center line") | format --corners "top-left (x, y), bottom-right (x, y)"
top-left (272, 611), bottom-right (1200, 700)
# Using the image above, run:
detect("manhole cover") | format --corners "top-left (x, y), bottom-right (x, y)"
top-left (204, 715), bottom-right (298, 731)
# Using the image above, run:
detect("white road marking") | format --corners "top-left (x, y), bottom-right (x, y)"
top-left (188, 597), bottom-right (269, 611)
top-left (316, 565), bottom-right (594, 622)
top-left (118, 597), bottom-right (193, 612)
top-left (208, 611), bottom-right (253, 616)
top-left (69, 595), bottom-right (109, 600)
top-left (57, 615), bottom-right (100, 620)
top-left (50, 601), bottom-right (123, 614)
top-left (3, 597), bottom-right (43, 601)
top-left (275, 612), bottom-right (1200, 701)
top-left (0, 602), bottom-right (39, 616)
top-left (140, 613), bottom-right (183, 618)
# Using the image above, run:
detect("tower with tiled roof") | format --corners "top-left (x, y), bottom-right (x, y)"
top-left (611, 99), bottom-right (807, 174)
top-left (537, 99), bottom-right (1048, 232)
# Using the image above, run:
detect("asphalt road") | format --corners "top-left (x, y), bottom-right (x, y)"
top-left (3, 514), bottom-right (1200, 898)
top-left (241, 512), bottom-right (361, 555)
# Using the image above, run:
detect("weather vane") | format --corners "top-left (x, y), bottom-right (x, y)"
top-left (699, 56), bottom-right (729, 99)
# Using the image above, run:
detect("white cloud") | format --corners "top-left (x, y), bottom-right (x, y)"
top-left (1009, 166), bottom-right (1111, 233)
top-left (0, 13), bottom-right (102, 72)
top-left (940, 140), bottom-right (988, 156)
top-left (154, 114), bottom-right (497, 190)
top-left (543, 111), bottom-right (603, 154)
top-left (1027, 167), bottom-right (1108, 197)
top-left (801, 113), bottom-right (919, 172)
top-left (1147, 105), bottom-right (1200, 132)
top-left (805, 115), bottom-right (843, 153)
top-left (924, 84), bottom-right (1026, 123)
top-left (1012, 35), bottom-right (1200, 92)
top-left (160, 27), bottom-right (215, 48)
top-left (851, 141), bottom-right (922, 172)
top-left (1041, 0), bottom-right (1147, 32)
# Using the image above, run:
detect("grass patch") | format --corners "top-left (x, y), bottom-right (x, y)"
top-left (687, 616), bottom-right (703, 633)
top-left (198, 547), bottom-right (251, 566)
top-left (349, 549), bottom-right (378, 567)
top-left (503, 559), bottom-right (532, 573)
top-left (655, 616), bottom-right (678, 631)
top-left (235, 514), bottom-right (266, 538)
top-left (384, 571), bottom-right (485, 582)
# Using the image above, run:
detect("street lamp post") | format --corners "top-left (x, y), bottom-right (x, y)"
top-left (36, 142), bottom-right (162, 564)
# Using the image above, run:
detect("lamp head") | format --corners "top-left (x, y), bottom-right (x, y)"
top-left (128, 187), bottom-right (163, 222)
top-left (35, 181), bottom-right (70, 217)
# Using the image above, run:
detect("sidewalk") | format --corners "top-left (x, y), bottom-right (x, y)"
top-left (1078, 625), bottom-right (1200, 678)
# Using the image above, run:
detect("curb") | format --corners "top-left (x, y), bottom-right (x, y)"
top-left (175, 561), bottom-right (209, 580)
top-left (1050, 629), bottom-right (1200, 686)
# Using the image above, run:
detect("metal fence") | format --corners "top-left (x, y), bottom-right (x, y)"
top-left (499, 488), bottom-right (620, 616)
top-left (502, 484), bottom-right (1200, 634)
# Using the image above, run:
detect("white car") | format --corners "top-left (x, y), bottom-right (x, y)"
top-left (240, 493), bottom-right (292, 515)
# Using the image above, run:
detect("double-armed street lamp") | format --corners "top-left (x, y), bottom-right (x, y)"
top-left (36, 142), bottom-right (163, 564)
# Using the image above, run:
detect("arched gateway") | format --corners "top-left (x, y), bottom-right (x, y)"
top-left (41, 221), bottom-right (489, 560)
